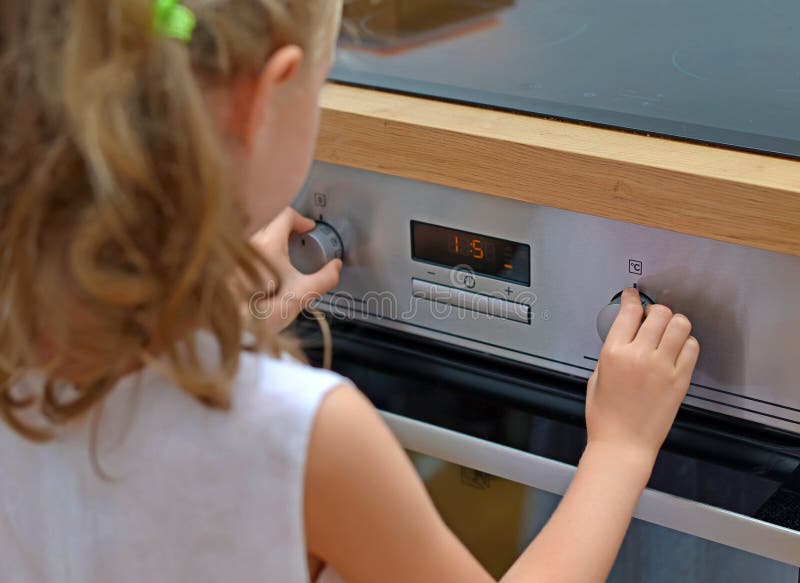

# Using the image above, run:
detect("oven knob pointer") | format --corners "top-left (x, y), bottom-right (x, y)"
top-left (596, 290), bottom-right (656, 342)
top-left (289, 221), bottom-right (345, 275)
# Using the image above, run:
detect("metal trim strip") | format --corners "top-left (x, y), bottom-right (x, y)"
top-left (382, 412), bottom-right (800, 567)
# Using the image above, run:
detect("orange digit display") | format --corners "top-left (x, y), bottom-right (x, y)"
top-left (471, 239), bottom-right (484, 260)
top-left (411, 221), bottom-right (531, 286)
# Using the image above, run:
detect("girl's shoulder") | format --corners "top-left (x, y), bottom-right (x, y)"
top-left (117, 345), bottom-right (353, 465)
top-left (234, 349), bottom-right (351, 417)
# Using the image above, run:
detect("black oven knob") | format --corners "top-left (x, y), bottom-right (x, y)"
top-left (596, 290), bottom-right (656, 342)
top-left (289, 221), bottom-right (344, 275)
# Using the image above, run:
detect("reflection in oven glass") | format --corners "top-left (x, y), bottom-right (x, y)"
top-left (409, 452), bottom-right (798, 582)
top-left (341, 0), bottom-right (515, 52)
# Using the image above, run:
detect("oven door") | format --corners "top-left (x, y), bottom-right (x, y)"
top-left (298, 319), bottom-right (800, 580)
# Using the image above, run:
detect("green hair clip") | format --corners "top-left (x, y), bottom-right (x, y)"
top-left (153, 0), bottom-right (197, 43)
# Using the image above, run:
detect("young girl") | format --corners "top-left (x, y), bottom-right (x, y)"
top-left (0, 1), bottom-right (699, 581)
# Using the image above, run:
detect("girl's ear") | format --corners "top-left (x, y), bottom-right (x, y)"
top-left (245, 45), bottom-right (305, 151)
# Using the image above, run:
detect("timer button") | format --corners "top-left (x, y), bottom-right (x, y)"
top-left (289, 221), bottom-right (344, 275)
top-left (596, 290), bottom-right (655, 342)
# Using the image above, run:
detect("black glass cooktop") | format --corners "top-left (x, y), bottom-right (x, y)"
top-left (334, 0), bottom-right (800, 159)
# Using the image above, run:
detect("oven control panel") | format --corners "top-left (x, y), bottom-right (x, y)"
top-left (292, 162), bottom-right (800, 435)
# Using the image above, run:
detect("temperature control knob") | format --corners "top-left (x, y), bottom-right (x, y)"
top-left (596, 290), bottom-right (656, 342)
top-left (289, 221), bottom-right (344, 275)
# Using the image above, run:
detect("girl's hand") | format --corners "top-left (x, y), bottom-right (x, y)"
top-left (585, 288), bottom-right (700, 469)
top-left (249, 208), bottom-right (342, 332)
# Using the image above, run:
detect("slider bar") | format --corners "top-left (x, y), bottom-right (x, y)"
top-left (412, 278), bottom-right (530, 324)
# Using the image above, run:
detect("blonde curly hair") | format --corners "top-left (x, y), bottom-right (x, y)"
top-left (0, 0), bottom-right (342, 441)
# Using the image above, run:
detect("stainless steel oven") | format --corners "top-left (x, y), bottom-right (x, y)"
top-left (292, 162), bottom-right (800, 579)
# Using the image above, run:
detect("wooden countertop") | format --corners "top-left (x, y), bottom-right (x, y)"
top-left (316, 83), bottom-right (800, 257)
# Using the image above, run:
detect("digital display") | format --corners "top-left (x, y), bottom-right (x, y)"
top-left (411, 221), bottom-right (531, 285)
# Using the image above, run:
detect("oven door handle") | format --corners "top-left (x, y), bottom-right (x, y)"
top-left (382, 412), bottom-right (800, 567)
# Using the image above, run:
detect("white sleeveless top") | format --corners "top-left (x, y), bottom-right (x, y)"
top-left (0, 349), bottom-right (348, 582)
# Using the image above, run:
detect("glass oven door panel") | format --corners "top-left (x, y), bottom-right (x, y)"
top-left (410, 451), bottom-right (800, 581)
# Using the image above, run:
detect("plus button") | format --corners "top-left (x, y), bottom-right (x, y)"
top-left (505, 287), bottom-right (513, 296)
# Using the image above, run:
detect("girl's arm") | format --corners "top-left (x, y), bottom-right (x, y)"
top-left (500, 442), bottom-right (652, 582)
top-left (305, 289), bottom-right (699, 583)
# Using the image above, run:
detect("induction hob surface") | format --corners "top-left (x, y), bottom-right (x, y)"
top-left (333, 0), bottom-right (800, 159)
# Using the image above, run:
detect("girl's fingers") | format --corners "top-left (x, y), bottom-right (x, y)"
top-left (676, 336), bottom-right (701, 379)
top-left (658, 314), bottom-right (692, 362)
top-left (297, 259), bottom-right (343, 306)
top-left (605, 288), bottom-right (645, 345)
top-left (285, 208), bottom-right (316, 236)
top-left (252, 208), bottom-right (315, 253)
top-left (635, 304), bottom-right (673, 349)
top-left (273, 208), bottom-right (315, 248)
